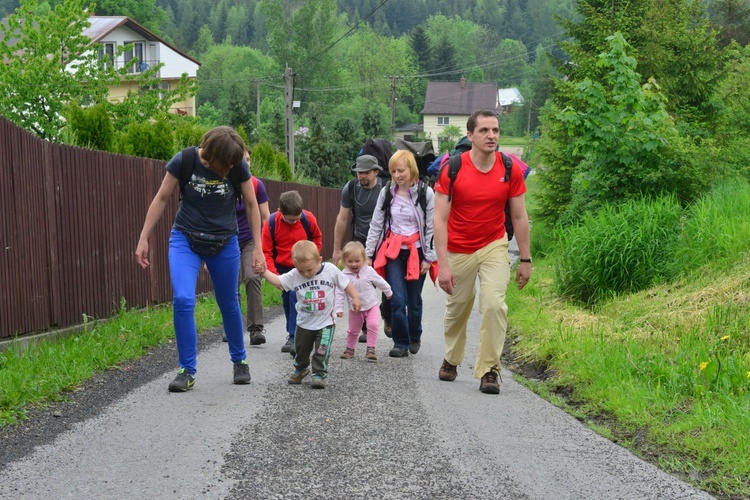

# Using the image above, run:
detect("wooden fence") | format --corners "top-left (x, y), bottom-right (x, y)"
top-left (0, 117), bottom-right (344, 340)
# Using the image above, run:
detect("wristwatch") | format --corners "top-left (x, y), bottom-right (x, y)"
top-left (519, 258), bottom-right (532, 263)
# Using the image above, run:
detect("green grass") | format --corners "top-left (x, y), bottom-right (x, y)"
top-left (0, 282), bottom-right (281, 427)
top-left (506, 178), bottom-right (750, 498)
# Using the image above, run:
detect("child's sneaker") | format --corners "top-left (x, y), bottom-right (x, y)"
top-left (365, 347), bottom-right (377, 362)
top-left (168, 368), bottom-right (195, 392)
top-left (288, 368), bottom-right (310, 384)
top-left (340, 347), bottom-right (355, 359)
top-left (310, 375), bottom-right (326, 389)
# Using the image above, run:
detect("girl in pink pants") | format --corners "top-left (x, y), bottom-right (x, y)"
top-left (335, 241), bottom-right (392, 362)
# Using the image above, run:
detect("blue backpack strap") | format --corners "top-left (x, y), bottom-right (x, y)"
top-left (299, 211), bottom-right (312, 241)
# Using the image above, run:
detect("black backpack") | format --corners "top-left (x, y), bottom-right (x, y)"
top-left (392, 138), bottom-right (437, 179)
top-left (359, 139), bottom-right (393, 179)
top-left (440, 152), bottom-right (516, 241)
top-left (179, 146), bottom-right (244, 200)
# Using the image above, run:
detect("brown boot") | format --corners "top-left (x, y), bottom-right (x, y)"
top-left (479, 366), bottom-right (501, 394)
top-left (438, 359), bottom-right (457, 381)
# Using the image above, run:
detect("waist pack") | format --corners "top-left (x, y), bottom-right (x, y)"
top-left (184, 231), bottom-right (233, 256)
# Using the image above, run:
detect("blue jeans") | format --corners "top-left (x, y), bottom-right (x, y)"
top-left (276, 264), bottom-right (298, 338)
top-left (169, 229), bottom-right (246, 374)
top-left (385, 248), bottom-right (426, 350)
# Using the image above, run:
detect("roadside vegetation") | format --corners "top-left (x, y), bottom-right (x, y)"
top-left (506, 175), bottom-right (750, 498)
top-left (0, 283), bottom-right (281, 427)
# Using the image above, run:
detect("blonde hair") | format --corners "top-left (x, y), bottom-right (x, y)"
top-left (291, 240), bottom-right (320, 264)
top-left (389, 150), bottom-right (419, 184)
top-left (342, 241), bottom-right (366, 263)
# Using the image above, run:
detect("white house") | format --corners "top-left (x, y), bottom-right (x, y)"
top-left (420, 78), bottom-right (499, 152)
top-left (84, 16), bottom-right (200, 116)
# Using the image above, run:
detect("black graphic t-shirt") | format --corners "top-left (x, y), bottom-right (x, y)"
top-left (166, 148), bottom-right (251, 235)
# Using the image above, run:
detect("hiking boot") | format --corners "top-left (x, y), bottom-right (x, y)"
top-left (409, 341), bottom-right (421, 354)
top-left (288, 368), bottom-right (310, 384)
top-left (388, 347), bottom-right (409, 358)
top-left (311, 375), bottom-right (326, 389)
top-left (340, 347), bottom-right (355, 359)
top-left (233, 360), bottom-right (251, 385)
top-left (358, 332), bottom-right (367, 343)
top-left (383, 321), bottom-right (392, 338)
top-left (249, 328), bottom-right (266, 346)
top-left (281, 336), bottom-right (294, 353)
top-left (479, 366), bottom-right (502, 394)
top-left (438, 359), bottom-right (457, 381)
top-left (365, 347), bottom-right (377, 362)
top-left (168, 368), bottom-right (195, 392)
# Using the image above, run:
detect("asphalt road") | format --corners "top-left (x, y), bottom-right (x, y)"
top-left (0, 282), bottom-right (713, 499)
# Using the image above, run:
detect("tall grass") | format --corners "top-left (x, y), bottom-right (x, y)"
top-left (507, 177), bottom-right (750, 496)
top-left (554, 196), bottom-right (683, 305)
top-left (675, 178), bottom-right (750, 272)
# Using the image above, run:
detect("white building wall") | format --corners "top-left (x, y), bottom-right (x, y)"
top-left (423, 114), bottom-right (468, 152)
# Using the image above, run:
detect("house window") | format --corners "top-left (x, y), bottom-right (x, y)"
top-left (437, 116), bottom-right (449, 126)
top-left (124, 42), bottom-right (145, 73)
top-left (98, 42), bottom-right (115, 68)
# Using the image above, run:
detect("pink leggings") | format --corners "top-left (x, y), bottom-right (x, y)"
top-left (345, 305), bottom-right (381, 349)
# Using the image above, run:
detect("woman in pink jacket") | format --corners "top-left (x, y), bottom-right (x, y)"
top-left (366, 150), bottom-right (437, 358)
top-left (335, 241), bottom-right (392, 361)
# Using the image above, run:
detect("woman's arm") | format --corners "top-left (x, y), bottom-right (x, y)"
top-left (135, 172), bottom-right (179, 269)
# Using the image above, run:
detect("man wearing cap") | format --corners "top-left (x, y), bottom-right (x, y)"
top-left (333, 154), bottom-right (392, 339)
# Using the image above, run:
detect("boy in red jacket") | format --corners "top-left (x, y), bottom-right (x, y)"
top-left (262, 190), bottom-right (323, 354)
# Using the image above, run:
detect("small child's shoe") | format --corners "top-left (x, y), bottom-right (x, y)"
top-left (340, 347), bottom-right (355, 359)
top-left (288, 368), bottom-right (310, 384)
top-left (311, 375), bottom-right (326, 389)
top-left (365, 347), bottom-right (377, 362)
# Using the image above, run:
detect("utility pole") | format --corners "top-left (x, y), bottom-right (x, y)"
top-left (284, 66), bottom-right (295, 174)
top-left (390, 76), bottom-right (397, 138)
top-left (256, 79), bottom-right (261, 132)
top-left (527, 100), bottom-right (532, 136)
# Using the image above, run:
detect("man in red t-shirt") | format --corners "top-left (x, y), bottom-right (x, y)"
top-left (433, 110), bottom-right (532, 395)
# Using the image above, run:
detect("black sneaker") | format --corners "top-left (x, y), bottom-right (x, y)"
top-left (388, 347), bottom-right (409, 358)
top-left (233, 360), bottom-right (251, 385)
top-left (409, 341), bottom-right (421, 354)
top-left (168, 368), bottom-right (195, 392)
top-left (479, 366), bottom-right (501, 394)
top-left (358, 332), bottom-right (367, 343)
top-left (281, 337), bottom-right (294, 353)
top-left (222, 335), bottom-right (227, 342)
top-left (249, 328), bottom-right (266, 346)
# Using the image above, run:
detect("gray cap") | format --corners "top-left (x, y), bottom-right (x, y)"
top-left (351, 154), bottom-right (382, 172)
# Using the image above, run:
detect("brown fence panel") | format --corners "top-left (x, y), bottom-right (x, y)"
top-left (0, 118), bottom-right (346, 340)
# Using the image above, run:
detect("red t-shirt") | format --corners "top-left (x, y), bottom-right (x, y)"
top-left (434, 151), bottom-right (527, 254)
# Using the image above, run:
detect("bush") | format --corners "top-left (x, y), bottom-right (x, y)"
top-left (66, 102), bottom-right (115, 152)
top-left (173, 119), bottom-right (208, 151)
top-left (117, 119), bottom-right (174, 161)
top-left (554, 196), bottom-right (683, 305)
top-left (249, 140), bottom-right (292, 181)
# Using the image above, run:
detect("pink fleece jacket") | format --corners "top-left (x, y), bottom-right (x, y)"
top-left (335, 265), bottom-right (392, 314)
